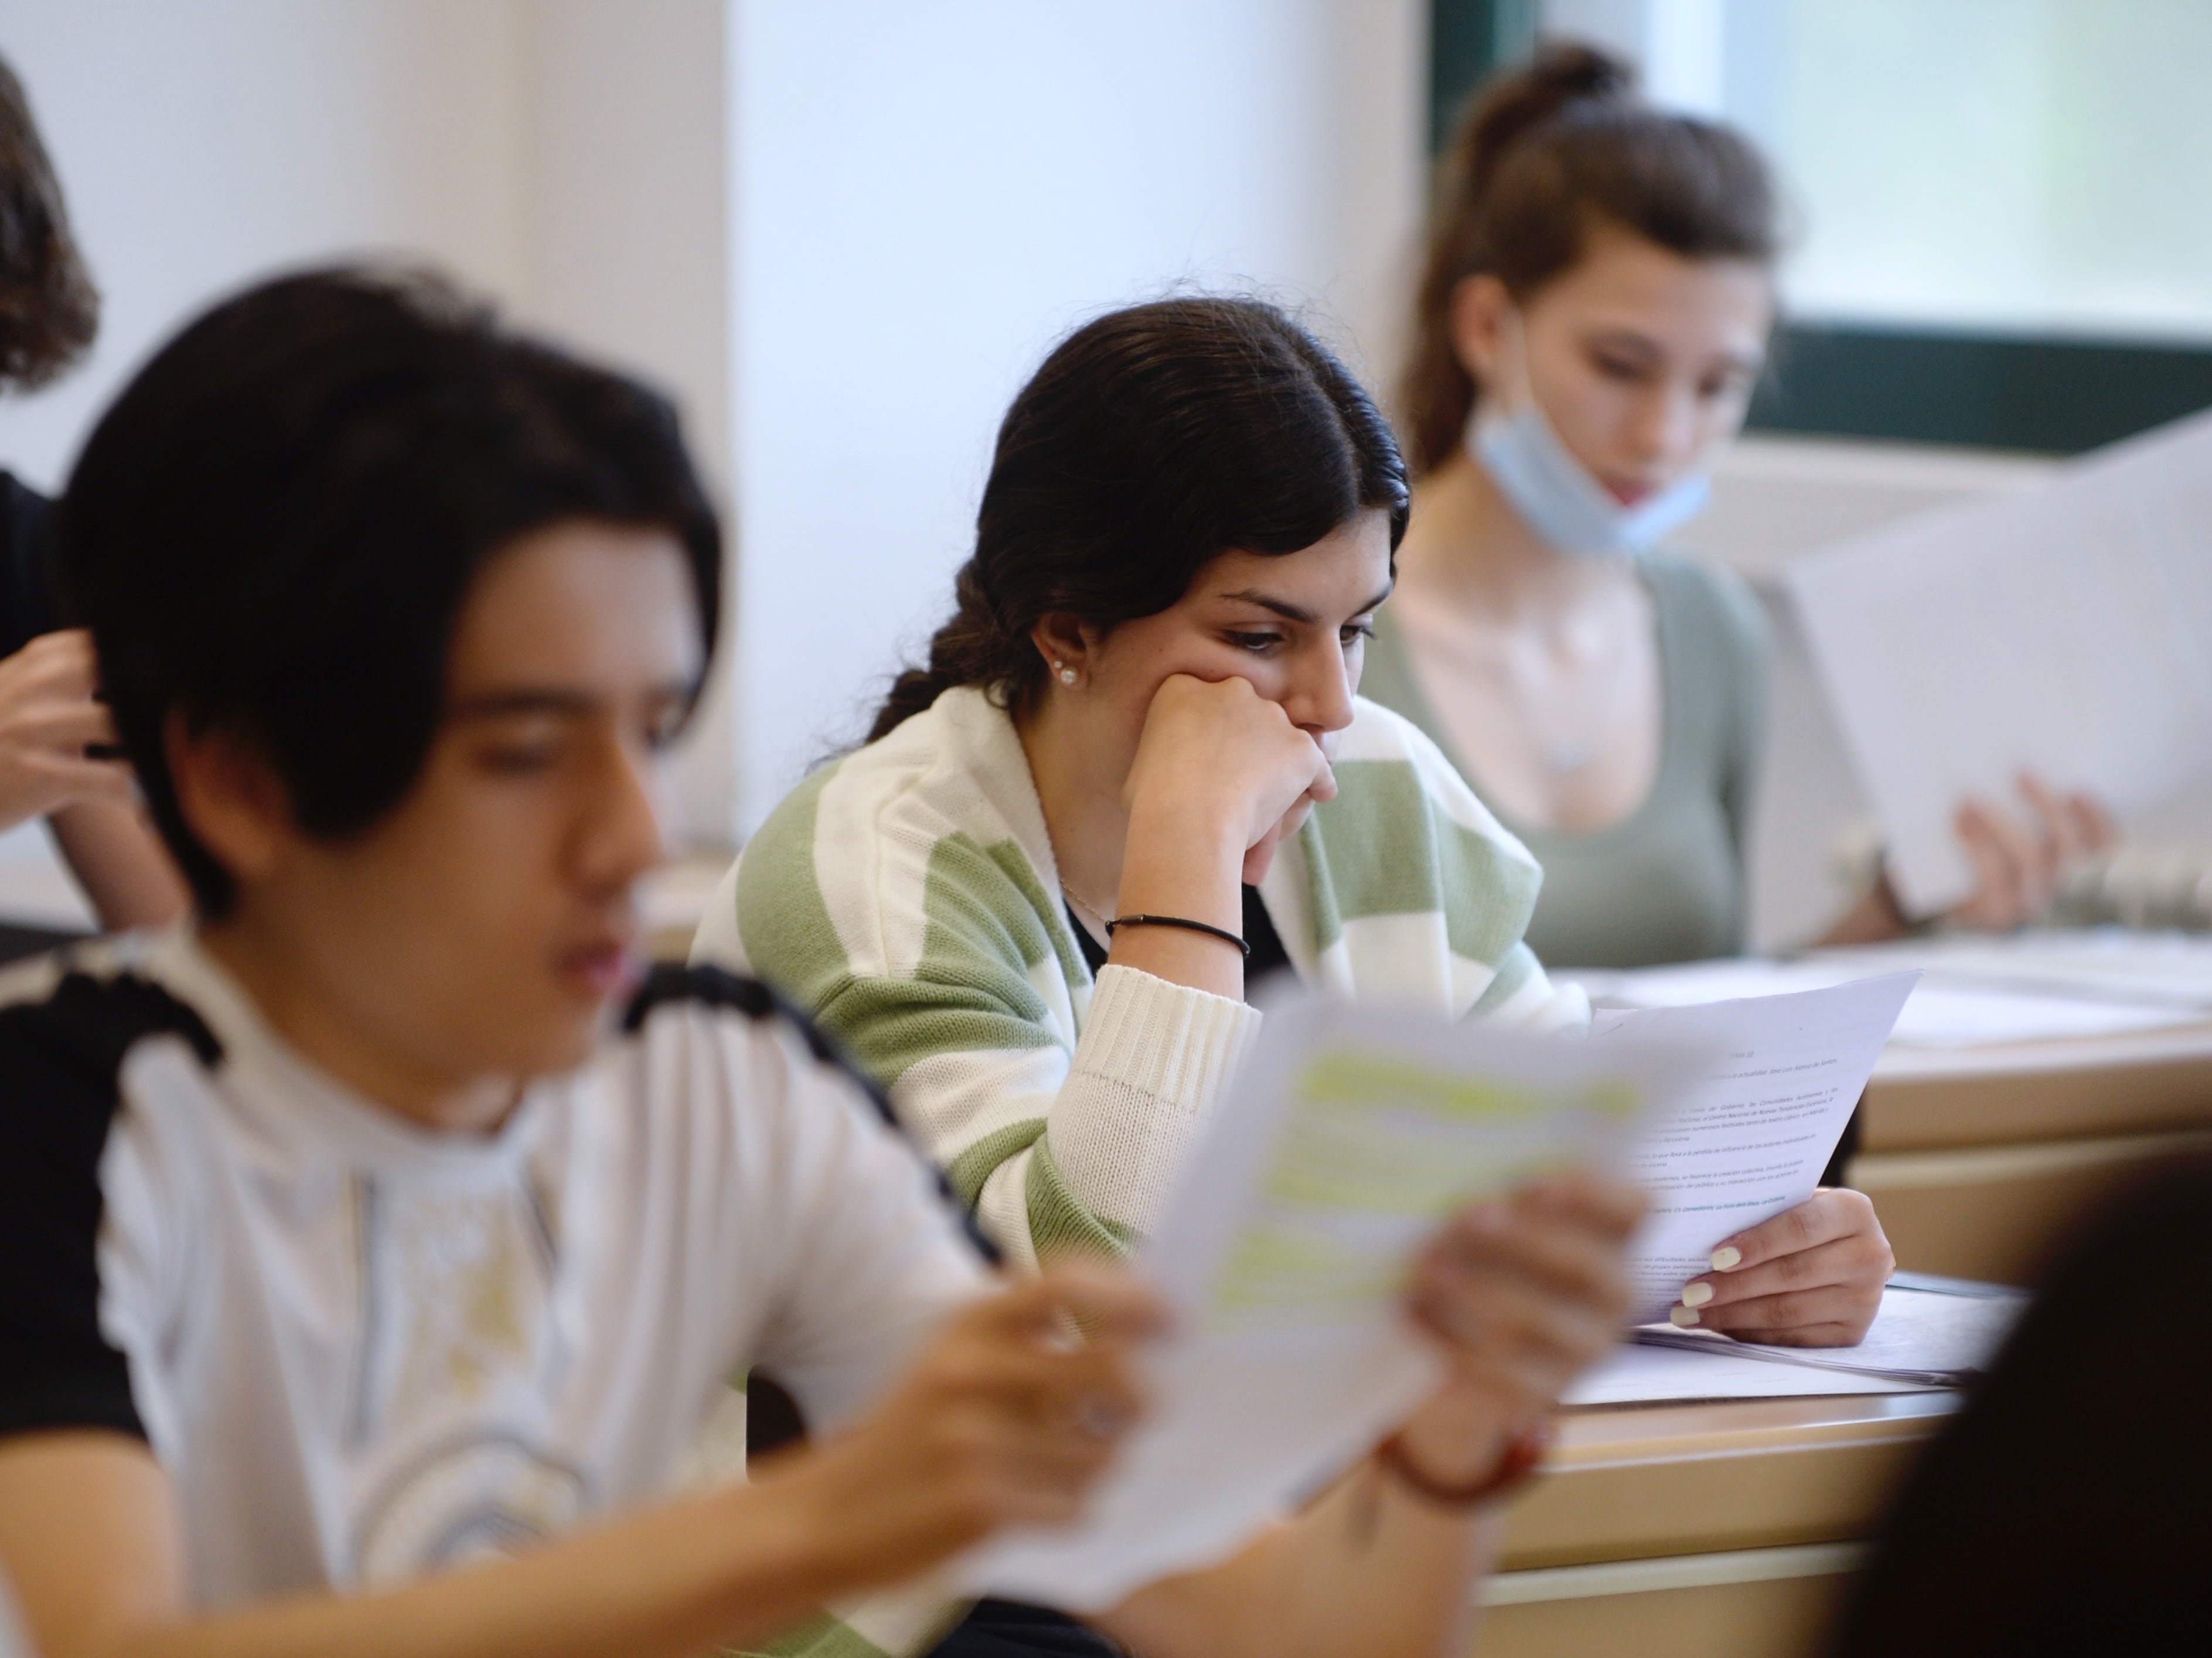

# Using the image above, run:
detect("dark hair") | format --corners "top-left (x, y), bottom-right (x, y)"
top-left (1400, 41), bottom-right (1780, 477)
top-left (0, 54), bottom-right (98, 391)
top-left (868, 295), bottom-right (1408, 742)
top-left (60, 266), bottom-right (721, 916)
top-left (1825, 1158), bottom-right (2212, 1656)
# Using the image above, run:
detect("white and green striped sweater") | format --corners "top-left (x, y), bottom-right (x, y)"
top-left (694, 685), bottom-right (1585, 1267)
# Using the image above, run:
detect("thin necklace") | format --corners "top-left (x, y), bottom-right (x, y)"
top-left (1062, 883), bottom-right (1116, 931)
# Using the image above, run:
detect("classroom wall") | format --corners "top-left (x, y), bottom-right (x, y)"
top-left (0, 0), bottom-right (738, 873)
top-left (0, 0), bottom-right (528, 492)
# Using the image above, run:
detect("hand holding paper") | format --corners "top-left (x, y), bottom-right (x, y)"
top-left (1592, 972), bottom-right (1917, 1331)
top-left (1675, 1186), bottom-right (1895, 1345)
top-left (1392, 1169), bottom-right (1647, 1484)
top-left (960, 994), bottom-right (1706, 1612)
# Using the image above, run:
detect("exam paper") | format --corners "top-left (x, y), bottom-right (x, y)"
top-left (1786, 405), bottom-right (2212, 915)
top-left (1808, 929), bottom-right (2212, 1014)
top-left (1568, 953), bottom-right (2201, 1049)
top-left (1563, 1336), bottom-right (1935, 1404)
top-left (1634, 1280), bottom-right (2027, 1387)
top-left (958, 994), bottom-right (1712, 1613)
top-left (1593, 974), bottom-right (1918, 1321)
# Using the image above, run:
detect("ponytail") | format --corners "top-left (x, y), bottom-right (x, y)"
top-left (1400, 40), bottom-right (1778, 477)
top-left (1456, 41), bottom-right (1630, 206)
top-left (866, 562), bottom-right (1017, 743)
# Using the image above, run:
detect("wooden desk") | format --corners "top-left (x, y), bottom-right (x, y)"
top-left (1852, 1021), bottom-right (2212, 1282)
top-left (1475, 1393), bottom-right (1957, 1658)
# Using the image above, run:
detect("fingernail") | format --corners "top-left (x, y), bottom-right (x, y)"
top-left (1669, 1305), bottom-right (1701, 1327)
top-left (1681, 1281), bottom-right (1713, 1307)
top-left (1710, 1246), bottom-right (1742, 1271)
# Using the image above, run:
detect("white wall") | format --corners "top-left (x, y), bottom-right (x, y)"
top-left (0, 1), bottom-right (529, 493)
top-left (512, 0), bottom-right (736, 839)
top-left (0, 0), bottom-right (739, 905)
top-left (725, 0), bottom-right (1426, 830)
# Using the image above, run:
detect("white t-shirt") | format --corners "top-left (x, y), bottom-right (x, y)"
top-left (0, 930), bottom-right (988, 1611)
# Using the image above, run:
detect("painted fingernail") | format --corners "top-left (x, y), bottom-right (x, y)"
top-left (1710, 1246), bottom-right (1743, 1271)
top-left (1669, 1305), bottom-right (1701, 1327)
top-left (1681, 1281), bottom-right (1714, 1307)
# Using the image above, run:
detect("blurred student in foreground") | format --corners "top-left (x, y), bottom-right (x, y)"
top-left (1826, 1158), bottom-right (2212, 1656)
top-left (0, 54), bottom-right (183, 930)
top-left (1362, 42), bottom-right (2113, 970)
top-left (0, 267), bottom-right (1644, 1658)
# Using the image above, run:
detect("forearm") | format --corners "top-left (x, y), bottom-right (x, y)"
top-left (48, 800), bottom-right (188, 931)
top-left (1107, 801), bottom-right (1247, 998)
top-left (1104, 1461), bottom-right (1497, 1658)
top-left (26, 1466), bottom-right (863, 1658)
top-left (1010, 964), bottom-right (1259, 1249)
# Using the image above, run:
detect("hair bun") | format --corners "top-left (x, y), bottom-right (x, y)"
top-left (1526, 40), bottom-right (1634, 105)
top-left (1458, 40), bottom-right (1635, 195)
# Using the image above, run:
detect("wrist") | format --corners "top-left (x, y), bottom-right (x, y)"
top-left (1376, 1419), bottom-right (1552, 1510)
top-left (738, 1445), bottom-right (889, 1606)
top-left (1118, 804), bottom-right (1245, 925)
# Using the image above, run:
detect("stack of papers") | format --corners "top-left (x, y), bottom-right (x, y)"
top-left (1635, 1278), bottom-right (2027, 1389)
top-left (1569, 1276), bottom-right (2029, 1404)
top-left (1566, 937), bottom-right (2212, 1050)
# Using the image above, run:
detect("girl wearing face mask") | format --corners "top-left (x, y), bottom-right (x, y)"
top-left (1364, 43), bottom-right (2115, 973)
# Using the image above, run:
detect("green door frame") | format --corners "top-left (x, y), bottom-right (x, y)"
top-left (1426, 0), bottom-right (2212, 455)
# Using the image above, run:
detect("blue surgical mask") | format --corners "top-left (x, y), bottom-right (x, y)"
top-left (1469, 393), bottom-right (1712, 559)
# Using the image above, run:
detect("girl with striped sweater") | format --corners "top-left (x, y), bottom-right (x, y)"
top-left (703, 295), bottom-right (1889, 1349)
top-left (703, 296), bottom-right (1891, 1655)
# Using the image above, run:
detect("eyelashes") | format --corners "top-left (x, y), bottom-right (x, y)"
top-left (1224, 625), bottom-right (1373, 656)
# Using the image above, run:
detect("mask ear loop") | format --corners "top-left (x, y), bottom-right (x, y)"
top-left (1467, 302), bottom-right (1542, 445)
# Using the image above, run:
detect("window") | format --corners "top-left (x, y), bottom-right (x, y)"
top-left (1433, 0), bottom-right (2212, 451)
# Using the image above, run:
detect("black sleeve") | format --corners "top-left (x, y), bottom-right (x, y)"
top-left (0, 972), bottom-right (216, 1442)
top-left (0, 472), bottom-right (63, 662)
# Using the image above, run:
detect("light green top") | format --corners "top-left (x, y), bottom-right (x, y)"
top-left (694, 685), bottom-right (1585, 1271)
top-left (1358, 554), bottom-right (1771, 970)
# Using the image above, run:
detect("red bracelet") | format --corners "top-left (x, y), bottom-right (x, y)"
top-left (1376, 1419), bottom-right (1554, 1509)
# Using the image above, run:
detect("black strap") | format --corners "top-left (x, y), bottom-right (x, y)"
top-left (1103, 913), bottom-right (1250, 957)
top-left (1067, 887), bottom-right (1293, 998)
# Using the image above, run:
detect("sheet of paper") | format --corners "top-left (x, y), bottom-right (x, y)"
top-left (1635, 1281), bottom-right (2027, 1386)
top-left (1808, 929), bottom-right (2212, 1013)
top-left (1785, 405), bottom-right (2212, 915)
top-left (1568, 953), bottom-right (2204, 1049)
top-left (958, 994), bottom-right (1713, 1613)
top-left (1563, 1337), bottom-right (1935, 1404)
top-left (1593, 974), bottom-right (1918, 1321)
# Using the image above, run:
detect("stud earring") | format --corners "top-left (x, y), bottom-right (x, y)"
top-left (1054, 661), bottom-right (1078, 687)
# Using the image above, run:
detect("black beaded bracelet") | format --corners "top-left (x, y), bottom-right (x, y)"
top-left (1103, 913), bottom-right (1252, 958)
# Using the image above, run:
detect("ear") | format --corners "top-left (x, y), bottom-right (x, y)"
top-left (1027, 612), bottom-right (1098, 690)
top-left (163, 712), bottom-right (296, 892)
top-left (1448, 273), bottom-right (1515, 393)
